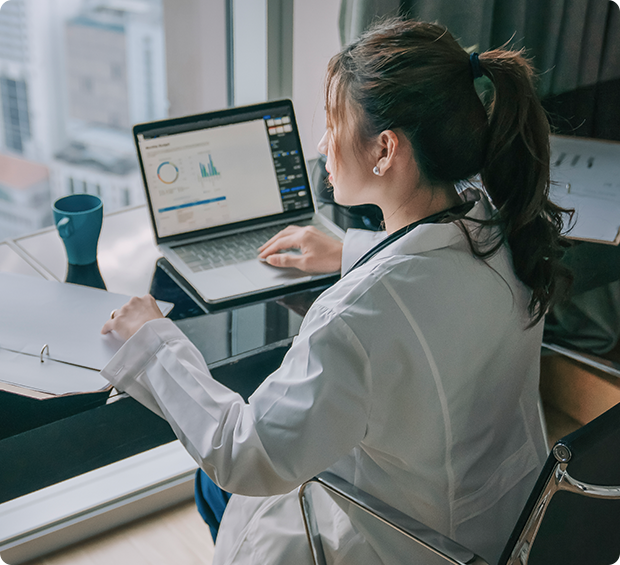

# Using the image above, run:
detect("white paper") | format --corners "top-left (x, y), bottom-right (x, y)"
top-left (549, 189), bottom-right (620, 243)
top-left (550, 135), bottom-right (620, 243)
top-left (0, 272), bottom-right (173, 373)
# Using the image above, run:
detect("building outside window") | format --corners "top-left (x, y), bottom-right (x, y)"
top-left (0, 0), bottom-right (169, 239)
top-left (52, 0), bottom-right (168, 218)
top-left (0, 0), bottom-right (335, 242)
top-left (0, 77), bottom-right (31, 154)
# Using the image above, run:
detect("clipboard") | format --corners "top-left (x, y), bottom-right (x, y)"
top-left (0, 272), bottom-right (173, 398)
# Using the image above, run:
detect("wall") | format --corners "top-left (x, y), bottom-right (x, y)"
top-left (292, 0), bottom-right (341, 160)
top-left (162, 0), bottom-right (228, 117)
top-left (161, 0), bottom-right (341, 157)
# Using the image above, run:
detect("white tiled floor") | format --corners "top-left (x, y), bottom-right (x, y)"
top-left (23, 501), bottom-right (214, 565)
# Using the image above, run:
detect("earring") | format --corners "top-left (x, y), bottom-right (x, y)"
top-left (373, 166), bottom-right (380, 175)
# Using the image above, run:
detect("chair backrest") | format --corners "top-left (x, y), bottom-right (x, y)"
top-left (300, 401), bottom-right (620, 565)
top-left (499, 401), bottom-right (620, 565)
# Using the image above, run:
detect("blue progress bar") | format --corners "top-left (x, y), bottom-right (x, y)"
top-left (159, 196), bottom-right (226, 213)
top-left (280, 185), bottom-right (305, 194)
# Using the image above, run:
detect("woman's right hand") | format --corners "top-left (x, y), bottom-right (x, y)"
top-left (258, 225), bottom-right (343, 274)
top-left (101, 295), bottom-right (164, 341)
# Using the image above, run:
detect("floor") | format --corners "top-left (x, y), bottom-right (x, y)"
top-left (23, 500), bottom-right (214, 565)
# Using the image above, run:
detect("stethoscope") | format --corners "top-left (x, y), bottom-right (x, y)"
top-left (344, 200), bottom-right (475, 276)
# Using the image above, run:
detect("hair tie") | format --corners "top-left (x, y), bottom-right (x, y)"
top-left (470, 52), bottom-right (483, 79)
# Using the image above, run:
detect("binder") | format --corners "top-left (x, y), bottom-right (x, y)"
top-left (0, 272), bottom-right (172, 398)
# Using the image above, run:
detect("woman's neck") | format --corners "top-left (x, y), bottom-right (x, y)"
top-left (381, 183), bottom-right (463, 234)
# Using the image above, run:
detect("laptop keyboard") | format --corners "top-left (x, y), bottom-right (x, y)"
top-left (173, 221), bottom-right (338, 273)
top-left (173, 224), bottom-right (297, 273)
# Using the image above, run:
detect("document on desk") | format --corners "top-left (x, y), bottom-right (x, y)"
top-left (550, 135), bottom-right (620, 244)
top-left (0, 272), bottom-right (173, 397)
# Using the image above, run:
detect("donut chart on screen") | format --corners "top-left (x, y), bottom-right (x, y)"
top-left (157, 161), bottom-right (179, 184)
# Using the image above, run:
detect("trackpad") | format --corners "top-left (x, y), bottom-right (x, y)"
top-left (236, 260), bottom-right (312, 286)
top-left (193, 265), bottom-right (258, 300)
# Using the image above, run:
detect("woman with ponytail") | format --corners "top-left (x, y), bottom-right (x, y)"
top-left (101, 19), bottom-right (570, 565)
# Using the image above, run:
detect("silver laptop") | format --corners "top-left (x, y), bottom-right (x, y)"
top-left (134, 99), bottom-right (343, 304)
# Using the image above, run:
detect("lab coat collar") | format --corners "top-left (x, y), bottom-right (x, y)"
top-left (373, 188), bottom-right (494, 261)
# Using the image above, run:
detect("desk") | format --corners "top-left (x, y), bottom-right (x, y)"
top-left (0, 242), bottom-right (50, 279)
top-left (9, 205), bottom-right (162, 295)
top-left (0, 204), bottom-right (334, 563)
top-left (0, 206), bottom-right (165, 445)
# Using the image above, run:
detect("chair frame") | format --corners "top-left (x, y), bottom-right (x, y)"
top-left (299, 441), bottom-right (620, 565)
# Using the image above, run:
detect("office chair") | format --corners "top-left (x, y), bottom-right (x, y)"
top-left (299, 401), bottom-right (620, 565)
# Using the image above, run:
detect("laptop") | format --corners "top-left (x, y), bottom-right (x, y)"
top-left (134, 99), bottom-right (343, 304)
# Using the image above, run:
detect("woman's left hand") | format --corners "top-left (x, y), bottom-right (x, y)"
top-left (101, 295), bottom-right (164, 341)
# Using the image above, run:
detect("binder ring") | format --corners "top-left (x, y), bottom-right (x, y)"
top-left (40, 344), bottom-right (50, 363)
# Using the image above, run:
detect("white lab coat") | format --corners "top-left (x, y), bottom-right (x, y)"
top-left (101, 190), bottom-right (548, 565)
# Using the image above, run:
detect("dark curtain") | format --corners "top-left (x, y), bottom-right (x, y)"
top-left (339, 0), bottom-right (620, 139)
top-left (338, 0), bottom-right (620, 98)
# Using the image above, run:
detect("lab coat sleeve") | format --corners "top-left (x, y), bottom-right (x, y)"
top-left (100, 309), bottom-right (372, 496)
top-left (341, 229), bottom-right (387, 274)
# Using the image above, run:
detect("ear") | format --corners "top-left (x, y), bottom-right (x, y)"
top-left (374, 130), bottom-right (400, 176)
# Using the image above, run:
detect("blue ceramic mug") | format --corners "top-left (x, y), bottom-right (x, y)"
top-left (53, 194), bottom-right (104, 266)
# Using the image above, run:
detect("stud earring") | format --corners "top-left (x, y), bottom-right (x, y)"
top-left (373, 166), bottom-right (380, 175)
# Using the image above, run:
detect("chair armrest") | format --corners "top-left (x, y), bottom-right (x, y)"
top-left (299, 471), bottom-right (489, 565)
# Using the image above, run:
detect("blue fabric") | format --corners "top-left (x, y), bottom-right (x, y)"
top-left (194, 469), bottom-right (232, 542)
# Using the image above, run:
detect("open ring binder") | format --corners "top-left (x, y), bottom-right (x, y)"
top-left (40, 344), bottom-right (50, 364)
top-left (0, 272), bottom-right (173, 398)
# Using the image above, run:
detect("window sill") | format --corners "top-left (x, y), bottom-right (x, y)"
top-left (0, 441), bottom-right (197, 564)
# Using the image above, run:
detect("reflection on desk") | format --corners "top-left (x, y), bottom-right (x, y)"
top-left (10, 205), bottom-right (162, 296)
top-left (0, 242), bottom-right (50, 279)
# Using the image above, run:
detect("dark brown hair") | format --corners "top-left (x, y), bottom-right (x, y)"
top-left (325, 18), bottom-right (571, 322)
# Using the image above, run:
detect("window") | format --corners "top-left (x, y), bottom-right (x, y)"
top-left (0, 77), bottom-right (31, 154)
top-left (0, 0), bottom-right (28, 62)
top-left (81, 77), bottom-right (94, 93)
top-left (110, 63), bottom-right (123, 81)
top-left (0, 186), bottom-right (13, 203)
top-left (143, 37), bottom-right (155, 121)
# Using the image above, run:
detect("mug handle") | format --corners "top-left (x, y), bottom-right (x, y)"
top-left (56, 217), bottom-right (73, 239)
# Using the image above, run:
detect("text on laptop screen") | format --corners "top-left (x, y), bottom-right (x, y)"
top-left (137, 111), bottom-right (312, 238)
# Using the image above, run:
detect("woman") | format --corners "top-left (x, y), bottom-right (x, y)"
top-left (101, 19), bottom-right (569, 565)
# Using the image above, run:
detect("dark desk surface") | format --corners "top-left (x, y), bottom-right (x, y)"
top-left (0, 206), bottom-right (335, 504)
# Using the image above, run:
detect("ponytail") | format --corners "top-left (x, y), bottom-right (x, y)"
top-left (477, 50), bottom-right (572, 322)
top-left (326, 19), bottom-right (572, 323)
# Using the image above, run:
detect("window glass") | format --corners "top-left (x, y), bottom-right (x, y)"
top-left (0, 0), bottom-right (168, 240)
top-left (0, 77), bottom-right (31, 153)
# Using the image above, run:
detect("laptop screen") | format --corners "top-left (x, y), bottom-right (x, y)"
top-left (135, 102), bottom-right (314, 240)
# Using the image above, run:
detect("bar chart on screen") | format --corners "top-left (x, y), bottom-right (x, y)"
top-left (197, 153), bottom-right (221, 179)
